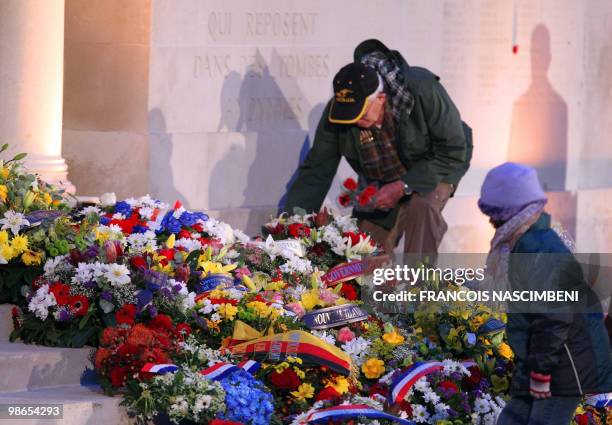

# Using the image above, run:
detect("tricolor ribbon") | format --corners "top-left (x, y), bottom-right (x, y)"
top-left (585, 393), bottom-right (612, 408)
top-left (141, 360), bottom-right (260, 381)
top-left (304, 404), bottom-right (415, 424)
top-left (141, 363), bottom-right (179, 375)
top-left (200, 360), bottom-right (261, 381)
top-left (389, 361), bottom-right (444, 405)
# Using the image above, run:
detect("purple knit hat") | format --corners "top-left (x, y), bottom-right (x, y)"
top-left (478, 162), bottom-right (547, 222)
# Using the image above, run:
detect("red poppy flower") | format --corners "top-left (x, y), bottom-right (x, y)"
top-left (148, 314), bottom-right (173, 331)
top-left (175, 323), bottom-right (192, 339)
top-left (269, 368), bottom-right (301, 390)
top-left (438, 379), bottom-right (459, 393)
top-left (340, 283), bottom-right (358, 301)
top-left (338, 194), bottom-right (351, 207)
top-left (358, 192), bottom-right (373, 206)
top-left (158, 248), bottom-right (176, 262)
top-left (342, 178), bottom-right (358, 191)
top-left (362, 185), bottom-right (378, 197)
top-left (287, 223), bottom-right (311, 238)
top-left (315, 386), bottom-right (341, 402)
top-left (116, 304), bottom-right (137, 325)
top-left (49, 282), bottom-right (70, 305)
top-left (179, 229), bottom-right (192, 239)
top-left (68, 295), bottom-right (90, 317)
top-left (130, 256), bottom-right (147, 270)
top-left (192, 223), bottom-right (204, 232)
top-left (109, 366), bottom-right (129, 387)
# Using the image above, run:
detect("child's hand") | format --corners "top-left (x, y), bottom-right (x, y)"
top-left (529, 371), bottom-right (552, 399)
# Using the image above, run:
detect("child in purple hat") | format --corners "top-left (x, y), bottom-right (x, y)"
top-left (479, 162), bottom-right (612, 425)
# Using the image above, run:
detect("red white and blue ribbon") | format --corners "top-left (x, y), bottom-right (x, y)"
top-left (142, 360), bottom-right (259, 380)
top-left (389, 361), bottom-right (443, 405)
top-left (200, 360), bottom-right (261, 381)
top-left (304, 404), bottom-right (415, 424)
top-left (585, 393), bottom-right (612, 408)
top-left (237, 359), bottom-right (260, 374)
top-left (141, 363), bottom-right (179, 375)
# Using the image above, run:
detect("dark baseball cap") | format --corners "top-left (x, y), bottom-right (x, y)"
top-left (328, 63), bottom-right (380, 124)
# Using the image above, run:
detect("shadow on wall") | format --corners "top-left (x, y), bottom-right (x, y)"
top-left (209, 49), bottom-right (324, 234)
top-left (148, 108), bottom-right (188, 207)
top-left (508, 23), bottom-right (567, 192)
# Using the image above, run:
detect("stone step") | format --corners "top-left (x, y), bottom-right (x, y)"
top-left (0, 304), bottom-right (14, 341)
top-left (0, 342), bottom-right (93, 393)
top-left (0, 385), bottom-right (130, 425)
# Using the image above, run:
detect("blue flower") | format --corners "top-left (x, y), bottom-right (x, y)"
top-left (158, 211), bottom-right (181, 234)
top-left (131, 224), bottom-right (148, 234)
top-left (218, 370), bottom-right (274, 425)
top-left (99, 216), bottom-right (111, 225)
top-left (114, 201), bottom-right (132, 216)
top-left (178, 211), bottom-right (209, 227)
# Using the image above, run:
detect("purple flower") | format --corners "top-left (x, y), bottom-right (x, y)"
top-left (100, 291), bottom-right (113, 301)
top-left (57, 309), bottom-right (72, 322)
top-left (84, 245), bottom-right (99, 260)
top-left (147, 304), bottom-right (158, 317)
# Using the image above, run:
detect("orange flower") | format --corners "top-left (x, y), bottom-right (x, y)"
top-left (94, 348), bottom-right (111, 369)
top-left (127, 324), bottom-right (155, 347)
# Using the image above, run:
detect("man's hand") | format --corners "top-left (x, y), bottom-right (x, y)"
top-left (374, 180), bottom-right (405, 210)
top-left (529, 371), bottom-right (552, 399)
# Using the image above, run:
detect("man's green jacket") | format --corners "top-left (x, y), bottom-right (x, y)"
top-left (284, 39), bottom-right (473, 229)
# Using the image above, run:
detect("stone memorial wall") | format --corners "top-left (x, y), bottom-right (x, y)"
top-left (59, 0), bottom-right (612, 251)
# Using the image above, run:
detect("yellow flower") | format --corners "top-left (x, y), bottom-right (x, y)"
top-left (166, 233), bottom-right (176, 249)
top-left (325, 376), bottom-right (350, 394)
top-left (11, 234), bottom-right (28, 254)
top-left (0, 244), bottom-right (15, 261)
top-left (470, 315), bottom-right (486, 331)
top-left (0, 167), bottom-right (9, 179)
top-left (294, 367), bottom-right (305, 379)
top-left (21, 250), bottom-right (43, 266)
top-left (497, 342), bottom-right (514, 360)
top-left (382, 330), bottom-right (405, 345)
top-left (0, 185), bottom-right (7, 202)
top-left (199, 260), bottom-right (236, 276)
top-left (361, 358), bottom-right (385, 379)
top-left (242, 275), bottom-right (256, 292)
top-left (300, 290), bottom-right (320, 311)
top-left (247, 301), bottom-right (279, 320)
top-left (290, 383), bottom-right (314, 401)
top-left (43, 192), bottom-right (52, 205)
top-left (0, 230), bottom-right (8, 245)
top-left (273, 362), bottom-right (290, 373)
top-left (218, 303), bottom-right (238, 321)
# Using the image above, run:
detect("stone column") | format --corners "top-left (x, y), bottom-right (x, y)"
top-left (0, 0), bottom-right (74, 191)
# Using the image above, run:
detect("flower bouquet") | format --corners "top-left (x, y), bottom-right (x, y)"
top-left (337, 177), bottom-right (378, 212)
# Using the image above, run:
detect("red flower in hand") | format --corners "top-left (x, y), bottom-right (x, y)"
top-left (343, 178), bottom-right (358, 191)
top-left (338, 194), bottom-right (351, 207)
top-left (68, 295), bottom-right (90, 317)
top-left (357, 192), bottom-right (373, 207)
top-left (362, 185), bottom-right (377, 197)
top-left (49, 282), bottom-right (70, 305)
top-left (269, 368), bottom-right (302, 390)
top-left (116, 304), bottom-right (137, 325)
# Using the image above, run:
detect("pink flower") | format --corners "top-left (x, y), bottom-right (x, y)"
top-left (234, 267), bottom-right (252, 280)
top-left (286, 302), bottom-right (306, 318)
top-left (337, 327), bottom-right (356, 343)
top-left (319, 289), bottom-right (339, 304)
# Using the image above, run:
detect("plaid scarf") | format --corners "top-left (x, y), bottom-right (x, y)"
top-left (360, 51), bottom-right (415, 127)
top-left (358, 104), bottom-right (406, 183)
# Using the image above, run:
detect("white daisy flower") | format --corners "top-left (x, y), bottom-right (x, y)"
top-left (104, 263), bottom-right (131, 286)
